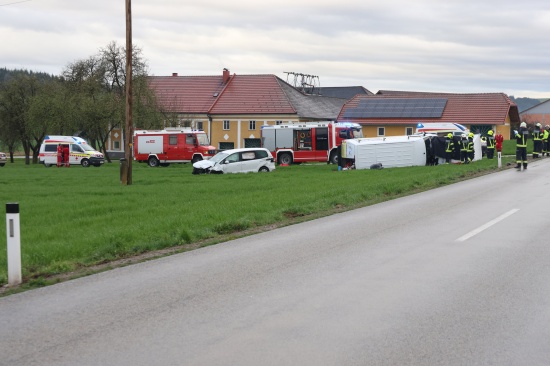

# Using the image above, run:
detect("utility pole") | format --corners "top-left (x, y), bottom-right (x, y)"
top-left (122, 0), bottom-right (133, 185)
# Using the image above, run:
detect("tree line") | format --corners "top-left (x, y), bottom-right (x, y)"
top-left (0, 41), bottom-right (165, 164)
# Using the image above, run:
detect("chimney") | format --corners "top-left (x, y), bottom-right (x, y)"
top-left (172, 73), bottom-right (178, 77)
top-left (223, 68), bottom-right (230, 84)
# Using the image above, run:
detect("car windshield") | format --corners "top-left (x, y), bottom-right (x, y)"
top-left (80, 144), bottom-right (97, 152)
top-left (210, 151), bottom-right (229, 163)
top-left (196, 134), bottom-right (211, 146)
top-left (352, 128), bottom-right (363, 138)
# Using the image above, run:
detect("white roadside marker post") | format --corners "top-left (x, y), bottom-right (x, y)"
top-left (6, 203), bottom-right (22, 286)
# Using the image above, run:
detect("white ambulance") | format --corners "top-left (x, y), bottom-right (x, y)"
top-left (39, 135), bottom-right (105, 167)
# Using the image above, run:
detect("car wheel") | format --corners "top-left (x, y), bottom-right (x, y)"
top-left (148, 156), bottom-right (159, 167)
top-left (278, 153), bottom-right (292, 165)
top-left (81, 159), bottom-right (90, 167)
top-left (259, 166), bottom-right (270, 172)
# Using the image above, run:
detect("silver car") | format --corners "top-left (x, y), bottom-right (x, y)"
top-left (192, 148), bottom-right (275, 174)
top-left (0, 152), bottom-right (6, 167)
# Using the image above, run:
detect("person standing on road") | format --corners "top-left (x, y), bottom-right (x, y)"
top-left (514, 122), bottom-right (529, 169)
top-left (532, 123), bottom-right (543, 158)
top-left (445, 133), bottom-right (454, 163)
top-left (542, 125), bottom-right (550, 157)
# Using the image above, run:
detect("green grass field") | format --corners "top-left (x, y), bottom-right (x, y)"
top-left (0, 149), bottom-right (516, 290)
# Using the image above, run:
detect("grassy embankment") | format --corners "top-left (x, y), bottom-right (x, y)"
top-left (0, 144), bottom-right (517, 291)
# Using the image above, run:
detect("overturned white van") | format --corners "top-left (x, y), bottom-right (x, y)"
top-left (341, 135), bottom-right (428, 169)
top-left (39, 135), bottom-right (105, 167)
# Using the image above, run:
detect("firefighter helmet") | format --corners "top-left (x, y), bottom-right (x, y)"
top-left (536, 123), bottom-right (541, 127)
top-left (520, 122), bottom-right (527, 128)
top-left (546, 125), bottom-right (550, 130)
top-left (468, 132), bottom-right (474, 138)
top-left (447, 133), bottom-right (452, 138)
top-left (487, 130), bottom-right (493, 135)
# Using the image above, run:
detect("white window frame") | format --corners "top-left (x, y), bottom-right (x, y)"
top-left (377, 127), bottom-right (385, 136)
top-left (223, 120), bottom-right (230, 130)
top-left (249, 120), bottom-right (256, 130)
top-left (406, 127), bottom-right (413, 135)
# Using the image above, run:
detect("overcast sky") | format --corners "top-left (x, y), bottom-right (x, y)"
top-left (2, 0), bottom-right (549, 98)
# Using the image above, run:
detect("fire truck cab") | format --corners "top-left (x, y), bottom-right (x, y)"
top-left (133, 128), bottom-right (216, 167)
top-left (261, 121), bottom-right (362, 164)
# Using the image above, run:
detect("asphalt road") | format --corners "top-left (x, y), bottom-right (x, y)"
top-left (1, 158), bottom-right (550, 366)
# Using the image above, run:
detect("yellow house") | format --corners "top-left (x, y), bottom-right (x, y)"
top-left (148, 69), bottom-right (351, 150)
top-left (337, 91), bottom-right (520, 140)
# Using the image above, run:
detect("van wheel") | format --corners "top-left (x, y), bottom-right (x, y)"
top-left (148, 157), bottom-right (159, 167)
top-left (259, 166), bottom-right (270, 172)
top-left (81, 159), bottom-right (90, 168)
top-left (278, 153), bottom-right (292, 165)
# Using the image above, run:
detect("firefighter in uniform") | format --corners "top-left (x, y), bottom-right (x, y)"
top-left (484, 130), bottom-right (496, 159)
top-left (445, 133), bottom-right (454, 163)
top-left (543, 125), bottom-right (550, 157)
top-left (532, 123), bottom-right (543, 158)
top-left (514, 122), bottom-right (529, 169)
top-left (459, 133), bottom-right (469, 164)
top-left (467, 132), bottom-right (474, 163)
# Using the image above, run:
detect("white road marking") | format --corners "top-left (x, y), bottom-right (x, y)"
top-left (456, 208), bottom-right (520, 242)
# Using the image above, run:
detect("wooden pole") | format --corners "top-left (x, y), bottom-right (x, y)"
top-left (123, 0), bottom-right (133, 185)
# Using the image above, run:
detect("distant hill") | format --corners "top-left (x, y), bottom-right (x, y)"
top-left (510, 96), bottom-right (548, 112)
top-left (0, 67), bottom-right (55, 85)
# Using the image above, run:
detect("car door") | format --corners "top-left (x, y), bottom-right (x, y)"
top-left (240, 151), bottom-right (258, 172)
top-left (221, 152), bottom-right (242, 173)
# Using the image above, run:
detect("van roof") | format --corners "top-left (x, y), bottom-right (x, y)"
top-left (43, 136), bottom-right (88, 144)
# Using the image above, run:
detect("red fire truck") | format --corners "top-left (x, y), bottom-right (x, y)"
top-left (133, 128), bottom-right (216, 167)
top-left (261, 121), bottom-right (363, 164)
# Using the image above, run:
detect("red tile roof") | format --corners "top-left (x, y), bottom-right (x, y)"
top-left (149, 73), bottom-right (296, 115)
top-left (337, 92), bottom-right (520, 125)
top-left (209, 74), bottom-right (296, 114)
top-left (148, 75), bottom-right (226, 114)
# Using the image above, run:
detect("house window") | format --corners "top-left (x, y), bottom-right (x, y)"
top-left (113, 141), bottom-right (120, 150)
top-left (219, 142), bottom-right (234, 150)
top-left (406, 127), bottom-right (413, 136)
top-left (244, 138), bottom-right (261, 148)
top-left (276, 120), bottom-right (283, 125)
top-left (249, 120), bottom-right (256, 130)
top-left (223, 120), bottom-right (230, 130)
top-left (196, 121), bottom-right (204, 131)
top-left (378, 127), bottom-right (385, 136)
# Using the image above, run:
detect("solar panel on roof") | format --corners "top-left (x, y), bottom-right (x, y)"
top-left (343, 98), bottom-right (447, 119)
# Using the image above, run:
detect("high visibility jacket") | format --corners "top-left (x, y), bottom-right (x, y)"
top-left (486, 136), bottom-right (495, 149)
top-left (460, 138), bottom-right (468, 151)
top-left (445, 138), bottom-right (454, 153)
top-left (466, 138), bottom-right (474, 152)
top-left (543, 130), bottom-right (549, 142)
top-left (533, 128), bottom-right (542, 141)
top-left (515, 127), bottom-right (529, 147)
